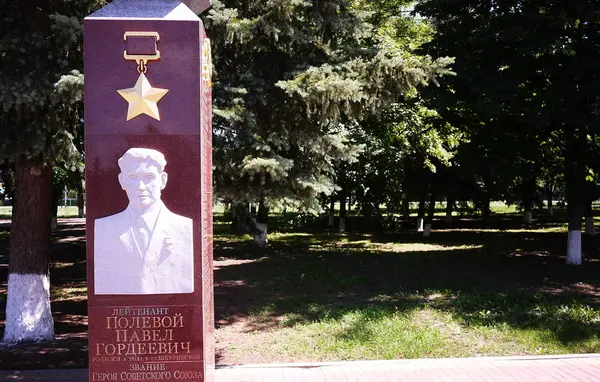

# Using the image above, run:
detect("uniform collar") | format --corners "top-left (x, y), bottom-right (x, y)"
top-left (127, 201), bottom-right (164, 230)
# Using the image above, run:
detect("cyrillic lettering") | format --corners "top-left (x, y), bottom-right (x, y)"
top-left (106, 317), bottom-right (117, 329)
top-left (129, 330), bottom-right (140, 342)
top-left (162, 329), bottom-right (173, 341)
top-left (138, 343), bottom-right (147, 355)
top-left (125, 344), bottom-right (137, 356)
top-left (117, 317), bottom-right (129, 329)
top-left (158, 342), bottom-right (168, 354)
top-left (115, 329), bottom-right (127, 342)
top-left (142, 330), bottom-right (151, 342)
top-left (104, 344), bottom-right (116, 355)
top-left (161, 316), bottom-right (172, 328)
top-left (180, 342), bottom-right (191, 354)
top-left (173, 314), bottom-right (184, 328)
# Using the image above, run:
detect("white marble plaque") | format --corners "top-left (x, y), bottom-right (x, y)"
top-left (94, 148), bottom-right (194, 295)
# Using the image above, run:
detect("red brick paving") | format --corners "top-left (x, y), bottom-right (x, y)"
top-left (1, 355), bottom-right (599, 381)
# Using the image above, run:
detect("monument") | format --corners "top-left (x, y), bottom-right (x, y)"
top-left (84, 0), bottom-right (214, 381)
top-left (94, 148), bottom-right (194, 296)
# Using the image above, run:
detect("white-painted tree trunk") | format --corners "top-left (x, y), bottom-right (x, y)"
top-left (548, 206), bottom-right (553, 217)
top-left (585, 216), bottom-right (596, 236)
top-left (50, 217), bottom-right (57, 231)
top-left (423, 223), bottom-right (432, 238)
top-left (565, 230), bottom-right (582, 265)
top-left (338, 217), bottom-right (346, 232)
top-left (417, 218), bottom-right (424, 232)
top-left (523, 211), bottom-right (533, 224)
top-left (328, 213), bottom-right (335, 227)
top-left (3, 274), bottom-right (54, 343)
top-left (253, 222), bottom-right (268, 246)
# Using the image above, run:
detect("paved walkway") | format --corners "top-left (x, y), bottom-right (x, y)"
top-left (1, 354), bottom-right (600, 381)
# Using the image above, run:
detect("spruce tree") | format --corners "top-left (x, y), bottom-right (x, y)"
top-left (0, 0), bottom-right (102, 343)
top-left (205, 0), bottom-right (453, 243)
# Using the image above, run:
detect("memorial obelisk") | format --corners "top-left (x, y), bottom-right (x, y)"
top-left (84, 1), bottom-right (214, 380)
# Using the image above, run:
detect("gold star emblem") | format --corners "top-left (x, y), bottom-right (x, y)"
top-left (117, 73), bottom-right (169, 121)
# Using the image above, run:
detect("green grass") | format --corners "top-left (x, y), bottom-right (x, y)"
top-left (215, 222), bottom-right (600, 363)
top-left (253, 305), bottom-right (594, 361)
top-left (0, 206), bottom-right (80, 218)
top-left (0, 206), bottom-right (11, 218)
top-left (229, 288), bottom-right (600, 362)
top-left (0, 203), bottom-right (597, 365)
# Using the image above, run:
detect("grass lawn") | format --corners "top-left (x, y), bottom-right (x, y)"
top-left (213, 220), bottom-right (600, 364)
top-left (0, 210), bottom-right (599, 369)
top-left (0, 206), bottom-right (80, 219)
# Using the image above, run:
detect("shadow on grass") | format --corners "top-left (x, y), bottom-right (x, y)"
top-left (0, 216), bottom-right (599, 368)
top-left (214, 225), bottom-right (600, 351)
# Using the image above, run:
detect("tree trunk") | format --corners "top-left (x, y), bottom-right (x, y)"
top-left (482, 171), bottom-right (491, 221)
top-left (51, 201), bottom-right (59, 231)
top-left (585, 216), bottom-right (595, 236)
top-left (481, 193), bottom-right (491, 221)
top-left (3, 156), bottom-right (54, 343)
top-left (547, 189), bottom-right (553, 217)
top-left (523, 210), bottom-right (533, 224)
top-left (339, 190), bottom-right (346, 232)
top-left (566, 130), bottom-right (585, 265)
top-left (76, 179), bottom-right (84, 218)
top-left (523, 197), bottom-right (533, 225)
top-left (445, 195), bottom-right (454, 223)
top-left (585, 199), bottom-right (595, 236)
top-left (253, 200), bottom-right (269, 246)
top-left (417, 192), bottom-right (426, 232)
top-left (424, 189), bottom-right (436, 238)
top-left (401, 197), bottom-right (410, 221)
top-left (521, 178), bottom-right (536, 224)
top-left (328, 197), bottom-right (335, 227)
top-left (567, 196), bottom-right (584, 265)
top-left (231, 202), bottom-right (253, 235)
top-left (51, 174), bottom-right (60, 231)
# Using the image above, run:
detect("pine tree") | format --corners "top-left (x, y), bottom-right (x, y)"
top-left (0, 0), bottom-right (103, 343)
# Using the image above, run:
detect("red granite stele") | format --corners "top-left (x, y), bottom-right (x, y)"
top-left (84, 1), bottom-right (213, 381)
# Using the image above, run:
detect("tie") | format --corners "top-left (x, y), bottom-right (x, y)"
top-left (134, 218), bottom-right (150, 255)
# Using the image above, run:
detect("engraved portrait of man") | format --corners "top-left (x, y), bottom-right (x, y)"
top-left (94, 148), bottom-right (194, 295)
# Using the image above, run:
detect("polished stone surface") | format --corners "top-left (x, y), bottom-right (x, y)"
top-left (84, 20), bottom-right (203, 136)
top-left (88, 0), bottom-right (198, 20)
top-left (85, 2), bottom-right (213, 380)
